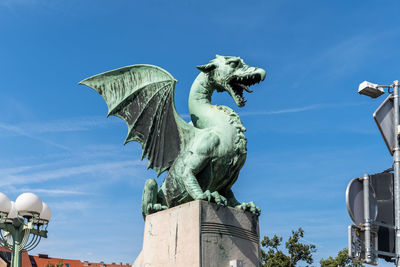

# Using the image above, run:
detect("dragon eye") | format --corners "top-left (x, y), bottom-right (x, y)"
top-left (230, 61), bottom-right (239, 68)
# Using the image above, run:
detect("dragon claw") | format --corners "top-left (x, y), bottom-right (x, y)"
top-left (146, 203), bottom-right (168, 215)
top-left (203, 190), bottom-right (211, 202)
top-left (235, 201), bottom-right (261, 215)
top-left (197, 190), bottom-right (227, 206)
top-left (211, 191), bottom-right (228, 206)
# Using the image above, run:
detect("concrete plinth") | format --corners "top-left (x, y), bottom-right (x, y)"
top-left (133, 200), bottom-right (260, 267)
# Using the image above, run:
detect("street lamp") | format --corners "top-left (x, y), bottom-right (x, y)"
top-left (0, 192), bottom-right (51, 267)
top-left (358, 81), bottom-right (386, 98)
top-left (358, 80), bottom-right (400, 266)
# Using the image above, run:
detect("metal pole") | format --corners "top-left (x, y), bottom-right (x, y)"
top-left (363, 174), bottom-right (372, 263)
top-left (393, 80), bottom-right (400, 267)
top-left (11, 226), bottom-right (22, 267)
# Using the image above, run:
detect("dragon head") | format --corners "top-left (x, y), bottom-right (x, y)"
top-left (197, 55), bottom-right (266, 107)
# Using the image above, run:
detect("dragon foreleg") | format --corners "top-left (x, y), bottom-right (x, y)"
top-left (141, 179), bottom-right (167, 218)
top-left (164, 131), bottom-right (228, 206)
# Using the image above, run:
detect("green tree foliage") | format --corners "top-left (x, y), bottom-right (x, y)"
top-left (320, 248), bottom-right (364, 267)
top-left (44, 260), bottom-right (64, 267)
top-left (261, 228), bottom-right (316, 267)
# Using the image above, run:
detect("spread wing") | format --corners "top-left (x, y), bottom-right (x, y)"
top-left (79, 64), bottom-right (195, 176)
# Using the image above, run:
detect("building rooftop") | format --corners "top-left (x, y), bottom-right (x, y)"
top-left (32, 254), bottom-right (84, 267)
top-left (0, 247), bottom-right (130, 267)
top-left (0, 246), bottom-right (32, 267)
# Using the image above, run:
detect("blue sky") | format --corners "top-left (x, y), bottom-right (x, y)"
top-left (0, 0), bottom-right (399, 266)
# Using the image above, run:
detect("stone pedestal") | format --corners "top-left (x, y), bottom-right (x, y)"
top-left (133, 200), bottom-right (260, 267)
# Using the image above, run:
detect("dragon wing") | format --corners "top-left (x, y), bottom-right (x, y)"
top-left (79, 64), bottom-right (194, 176)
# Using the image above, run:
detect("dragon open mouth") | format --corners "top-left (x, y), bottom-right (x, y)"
top-left (228, 73), bottom-right (264, 107)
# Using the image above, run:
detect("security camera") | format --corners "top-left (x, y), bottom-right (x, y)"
top-left (358, 81), bottom-right (385, 98)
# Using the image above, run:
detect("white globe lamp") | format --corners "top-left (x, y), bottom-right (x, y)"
top-left (39, 202), bottom-right (52, 223)
top-left (0, 193), bottom-right (11, 217)
top-left (15, 193), bottom-right (43, 218)
top-left (6, 201), bottom-right (18, 222)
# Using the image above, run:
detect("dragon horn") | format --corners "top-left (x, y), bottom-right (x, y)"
top-left (196, 63), bottom-right (216, 73)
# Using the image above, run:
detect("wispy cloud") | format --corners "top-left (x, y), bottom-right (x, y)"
top-left (240, 104), bottom-right (321, 116)
top-left (50, 200), bottom-right (94, 212)
top-left (0, 116), bottom-right (116, 134)
top-left (294, 29), bottom-right (399, 84)
top-left (0, 122), bottom-right (71, 151)
top-left (0, 0), bottom-right (60, 10)
top-left (16, 116), bottom-right (117, 134)
top-left (0, 163), bottom-right (54, 176)
top-left (239, 102), bottom-right (368, 116)
top-left (0, 116), bottom-right (121, 151)
top-left (19, 188), bottom-right (89, 196)
top-left (0, 160), bottom-right (145, 186)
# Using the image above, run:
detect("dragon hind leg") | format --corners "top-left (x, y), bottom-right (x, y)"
top-left (141, 178), bottom-right (167, 219)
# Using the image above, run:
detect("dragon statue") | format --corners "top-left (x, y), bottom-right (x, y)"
top-left (80, 55), bottom-right (266, 218)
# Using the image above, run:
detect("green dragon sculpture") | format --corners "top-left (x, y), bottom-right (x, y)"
top-left (80, 55), bottom-right (266, 218)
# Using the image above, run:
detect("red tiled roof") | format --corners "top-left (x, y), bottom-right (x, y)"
top-left (84, 262), bottom-right (130, 267)
top-left (0, 246), bottom-right (32, 267)
top-left (32, 255), bottom-right (83, 267)
top-left (0, 246), bottom-right (129, 267)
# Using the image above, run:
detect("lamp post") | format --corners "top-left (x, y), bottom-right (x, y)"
top-left (0, 192), bottom-right (51, 267)
top-left (358, 80), bottom-right (400, 266)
